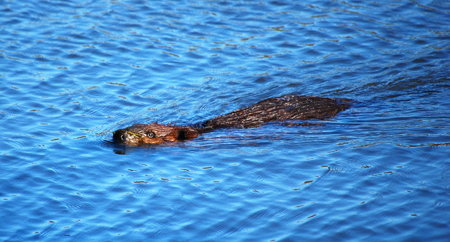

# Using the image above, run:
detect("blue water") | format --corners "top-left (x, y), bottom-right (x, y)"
top-left (1, 0), bottom-right (450, 241)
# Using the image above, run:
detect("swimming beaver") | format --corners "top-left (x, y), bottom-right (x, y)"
top-left (113, 95), bottom-right (352, 146)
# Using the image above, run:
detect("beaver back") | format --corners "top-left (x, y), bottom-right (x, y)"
top-left (198, 95), bottom-right (352, 130)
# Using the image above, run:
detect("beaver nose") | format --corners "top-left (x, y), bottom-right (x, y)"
top-left (113, 129), bottom-right (128, 142)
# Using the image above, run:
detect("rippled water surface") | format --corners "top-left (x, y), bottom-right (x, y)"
top-left (1, 0), bottom-right (450, 241)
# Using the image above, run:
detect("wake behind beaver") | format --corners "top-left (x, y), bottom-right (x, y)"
top-left (113, 95), bottom-right (352, 146)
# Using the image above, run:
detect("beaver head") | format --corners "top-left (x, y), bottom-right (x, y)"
top-left (113, 123), bottom-right (200, 146)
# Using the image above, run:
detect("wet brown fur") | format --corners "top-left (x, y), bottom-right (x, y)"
top-left (113, 95), bottom-right (352, 146)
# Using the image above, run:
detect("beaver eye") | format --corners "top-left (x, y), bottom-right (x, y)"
top-left (147, 131), bottom-right (155, 138)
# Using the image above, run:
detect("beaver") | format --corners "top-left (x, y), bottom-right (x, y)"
top-left (113, 95), bottom-right (352, 146)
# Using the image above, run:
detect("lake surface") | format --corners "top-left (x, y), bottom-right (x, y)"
top-left (1, 0), bottom-right (450, 241)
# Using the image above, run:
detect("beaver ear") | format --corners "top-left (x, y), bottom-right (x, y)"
top-left (176, 129), bottom-right (187, 140)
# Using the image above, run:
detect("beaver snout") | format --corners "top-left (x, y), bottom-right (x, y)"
top-left (113, 129), bottom-right (147, 146)
top-left (113, 129), bottom-right (131, 143)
